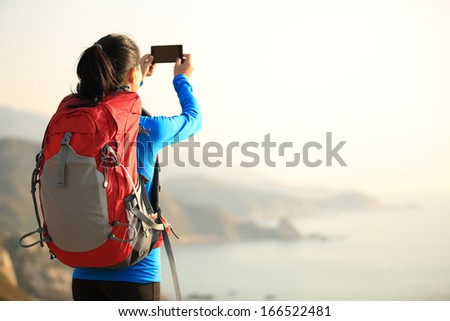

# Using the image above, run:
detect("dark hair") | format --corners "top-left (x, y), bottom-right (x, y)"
top-left (73, 34), bottom-right (140, 104)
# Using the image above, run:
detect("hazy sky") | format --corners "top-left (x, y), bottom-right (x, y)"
top-left (1, 0), bottom-right (449, 203)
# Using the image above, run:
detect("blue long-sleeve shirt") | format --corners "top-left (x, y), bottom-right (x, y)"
top-left (73, 74), bottom-right (202, 283)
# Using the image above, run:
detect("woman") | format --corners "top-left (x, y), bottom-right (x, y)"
top-left (71, 34), bottom-right (202, 300)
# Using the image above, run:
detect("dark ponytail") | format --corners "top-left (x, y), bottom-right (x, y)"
top-left (73, 34), bottom-right (140, 104)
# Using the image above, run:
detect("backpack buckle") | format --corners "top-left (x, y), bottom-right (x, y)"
top-left (57, 132), bottom-right (73, 187)
top-left (61, 132), bottom-right (72, 145)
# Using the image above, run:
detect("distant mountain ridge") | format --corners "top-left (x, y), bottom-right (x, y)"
top-left (0, 107), bottom-right (50, 143)
top-left (163, 175), bottom-right (382, 220)
top-left (163, 176), bottom-right (309, 221)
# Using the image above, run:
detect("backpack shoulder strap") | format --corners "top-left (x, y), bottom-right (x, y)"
top-left (152, 157), bottom-right (182, 301)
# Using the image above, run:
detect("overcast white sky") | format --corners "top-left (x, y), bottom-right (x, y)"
top-left (1, 0), bottom-right (449, 203)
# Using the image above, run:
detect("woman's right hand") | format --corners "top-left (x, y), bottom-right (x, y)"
top-left (174, 54), bottom-right (193, 78)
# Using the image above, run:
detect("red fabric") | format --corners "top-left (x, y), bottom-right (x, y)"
top-left (41, 92), bottom-right (142, 268)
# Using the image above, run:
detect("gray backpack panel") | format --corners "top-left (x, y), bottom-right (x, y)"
top-left (40, 145), bottom-right (110, 252)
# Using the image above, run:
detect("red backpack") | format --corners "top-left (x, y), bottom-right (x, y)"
top-left (20, 92), bottom-right (164, 268)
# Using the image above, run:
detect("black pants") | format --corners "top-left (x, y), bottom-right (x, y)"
top-left (72, 278), bottom-right (161, 301)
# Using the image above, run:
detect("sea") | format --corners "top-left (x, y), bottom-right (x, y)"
top-left (161, 201), bottom-right (450, 301)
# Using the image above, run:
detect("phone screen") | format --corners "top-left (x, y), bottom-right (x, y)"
top-left (151, 45), bottom-right (183, 63)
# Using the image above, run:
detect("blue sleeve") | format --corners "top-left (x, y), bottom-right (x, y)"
top-left (139, 74), bottom-right (202, 149)
top-left (137, 74), bottom-right (202, 180)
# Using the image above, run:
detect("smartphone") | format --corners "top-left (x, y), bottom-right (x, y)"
top-left (151, 45), bottom-right (183, 63)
